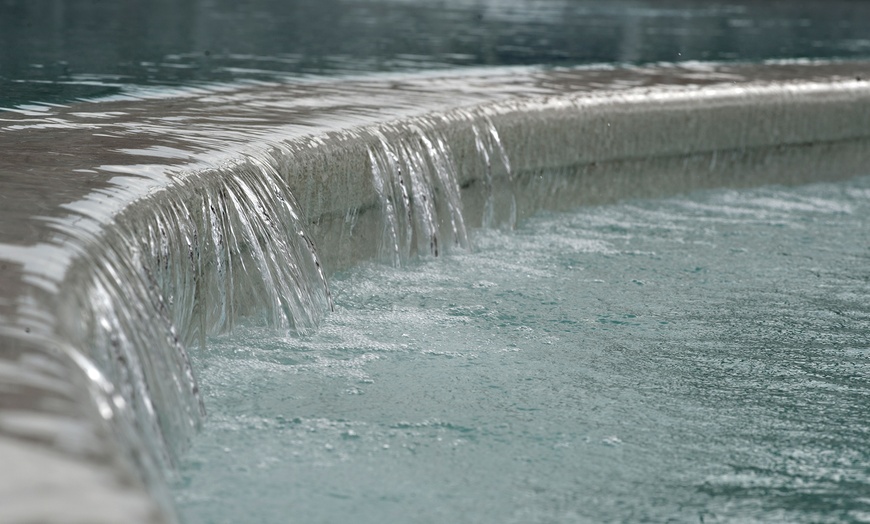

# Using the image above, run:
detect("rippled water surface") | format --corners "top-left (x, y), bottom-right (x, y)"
top-left (4, 0), bottom-right (870, 106)
top-left (173, 176), bottom-right (870, 523)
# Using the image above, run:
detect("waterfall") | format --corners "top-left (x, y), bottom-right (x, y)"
top-left (55, 155), bottom-right (337, 475)
top-left (2, 63), bottom-right (870, 522)
top-left (368, 122), bottom-right (471, 264)
top-left (470, 115), bottom-right (515, 229)
top-left (40, 110), bottom-right (518, 516)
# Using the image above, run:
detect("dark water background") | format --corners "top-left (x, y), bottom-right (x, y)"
top-left (3, 0), bottom-right (870, 106)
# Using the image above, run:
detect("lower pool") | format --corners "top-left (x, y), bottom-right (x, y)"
top-left (172, 175), bottom-right (870, 523)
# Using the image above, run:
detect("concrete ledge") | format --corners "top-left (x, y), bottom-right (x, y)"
top-left (2, 62), bottom-right (870, 522)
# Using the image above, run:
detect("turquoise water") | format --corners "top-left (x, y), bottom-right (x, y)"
top-left (173, 176), bottom-right (870, 523)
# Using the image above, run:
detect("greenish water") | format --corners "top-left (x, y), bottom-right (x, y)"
top-left (4, 0), bottom-right (870, 107)
top-left (174, 177), bottom-right (870, 523)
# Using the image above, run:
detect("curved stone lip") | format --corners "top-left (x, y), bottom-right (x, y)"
top-left (2, 60), bottom-right (870, 522)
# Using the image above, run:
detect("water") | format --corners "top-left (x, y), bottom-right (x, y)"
top-left (6, 56), bottom-right (868, 522)
top-left (173, 176), bottom-right (870, 523)
top-left (4, 0), bottom-right (870, 107)
top-left (3, 1), bottom-right (870, 521)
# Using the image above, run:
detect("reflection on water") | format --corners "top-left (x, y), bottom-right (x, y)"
top-left (2, 0), bottom-right (870, 105)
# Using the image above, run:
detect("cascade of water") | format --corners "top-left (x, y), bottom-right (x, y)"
top-left (367, 121), bottom-right (471, 265)
top-left (44, 108), bottom-right (506, 500)
top-left (53, 76), bottom-right (870, 484)
top-left (55, 154), bottom-right (334, 474)
top-left (470, 114), bottom-right (515, 229)
top-left (4, 63), bottom-right (869, 522)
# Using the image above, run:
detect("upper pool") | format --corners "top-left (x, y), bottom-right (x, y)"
top-left (4, 0), bottom-right (870, 107)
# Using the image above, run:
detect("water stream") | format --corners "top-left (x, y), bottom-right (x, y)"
top-left (3, 65), bottom-right (869, 521)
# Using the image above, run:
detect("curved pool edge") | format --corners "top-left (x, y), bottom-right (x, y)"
top-left (2, 62), bottom-right (870, 523)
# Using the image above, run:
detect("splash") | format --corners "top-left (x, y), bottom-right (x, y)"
top-left (55, 154), bottom-right (334, 473)
top-left (4, 62), bottom-right (870, 522)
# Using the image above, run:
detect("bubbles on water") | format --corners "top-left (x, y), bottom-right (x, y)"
top-left (601, 435), bottom-right (623, 446)
top-left (174, 165), bottom-right (870, 523)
